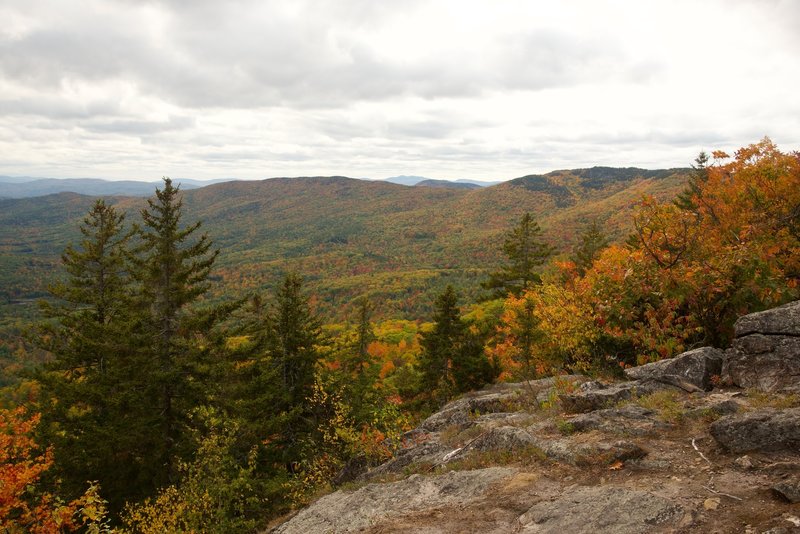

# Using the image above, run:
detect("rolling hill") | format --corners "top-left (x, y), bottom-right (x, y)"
top-left (0, 167), bottom-right (689, 322)
top-left (0, 177), bottom-right (230, 198)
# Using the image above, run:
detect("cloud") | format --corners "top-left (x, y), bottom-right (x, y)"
top-left (0, 0), bottom-right (797, 180)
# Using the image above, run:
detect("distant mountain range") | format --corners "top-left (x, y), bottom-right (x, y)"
top-left (0, 177), bottom-right (231, 199)
top-left (383, 175), bottom-right (499, 187)
top-left (0, 166), bottom-right (689, 320)
top-left (0, 175), bottom-right (501, 198)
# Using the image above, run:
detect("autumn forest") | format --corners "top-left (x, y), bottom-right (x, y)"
top-left (1, 138), bottom-right (799, 532)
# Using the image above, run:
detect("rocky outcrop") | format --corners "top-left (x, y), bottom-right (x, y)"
top-left (566, 404), bottom-right (664, 435)
top-left (559, 379), bottom-right (674, 414)
top-left (273, 467), bottom-right (517, 533)
top-left (772, 479), bottom-right (800, 503)
top-left (724, 300), bottom-right (800, 393)
top-left (516, 486), bottom-right (685, 533)
top-left (274, 301), bottom-right (800, 534)
top-left (734, 300), bottom-right (800, 336)
top-left (710, 408), bottom-right (800, 453)
top-left (418, 375), bottom-right (587, 432)
top-left (624, 346), bottom-right (724, 391)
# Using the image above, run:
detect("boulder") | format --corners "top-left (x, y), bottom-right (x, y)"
top-left (624, 347), bottom-right (724, 391)
top-left (466, 425), bottom-right (539, 453)
top-left (734, 300), bottom-right (800, 337)
top-left (567, 404), bottom-right (664, 435)
top-left (724, 334), bottom-right (800, 393)
top-left (419, 399), bottom-right (471, 432)
top-left (560, 380), bottom-right (675, 414)
top-left (710, 408), bottom-right (800, 453)
top-left (528, 436), bottom-right (646, 466)
top-left (516, 486), bottom-right (684, 533)
top-left (723, 300), bottom-right (800, 393)
top-left (772, 479), bottom-right (800, 503)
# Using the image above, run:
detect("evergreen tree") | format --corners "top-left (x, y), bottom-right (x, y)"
top-left (334, 297), bottom-right (377, 422)
top-left (674, 151), bottom-right (710, 213)
top-left (418, 286), bottom-right (495, 404)
top-left (482, 213), bottom-right (554, 299)
top-left (571, 220), bottom-right (610, 276)
top-left (128, 177), bottom-right (221, 489)
top-left (33, 200), bottom-right (139, 507)
top-left (230, 273), bottom-right (322, 467)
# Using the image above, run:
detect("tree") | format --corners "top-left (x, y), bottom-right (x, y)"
top-left (128, 177), bottom-right (223, 492)
top-left (482, 213), bottom-right (554, 299)
top-left (32, 199), bottom-right (138, 506)
top-left (571, 220), bottom-right (610, 276)
top-left (418, 286), bottom-right (495, 404)
top-left (673, 151), bottom-right (710, 213)
top-left (228, 274), bottom-right (322, 459)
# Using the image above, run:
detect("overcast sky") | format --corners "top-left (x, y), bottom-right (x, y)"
top-left (0, 0), bottom-right (798, 182)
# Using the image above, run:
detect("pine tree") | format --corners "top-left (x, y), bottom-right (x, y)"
top-left (482, 213), bottom-right (555, 299)
top-left (33, 199), bottom-right (137, 506)
top-left (128, 177), bottom-right (221, 489)
top-left (674, 151), bottom-right (710, 213)
top-left (418, 286), bottom-right (495, 404)
top-left (571, 220), bottom-right (610, 276)
top-left (230, 273), bottom-right (322, 468)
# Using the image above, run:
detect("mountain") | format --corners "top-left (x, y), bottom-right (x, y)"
top-left (456, 179), bottom-right (500, 187)
top-left (0, 167), bottom-right (689, 321)
top-left (382, 176), bottom-right (497, 187)
top-left (0, 177), bottom-right (228, 198)
top-left (414, 179), bottom-right (482, 190)
top-left (383, 175), bottom-right (431, 186)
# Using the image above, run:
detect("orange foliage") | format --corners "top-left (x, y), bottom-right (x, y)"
top-left (491, 138), bottom-right (800, 375)
top-left (0, 408), bottom-right (105, 533)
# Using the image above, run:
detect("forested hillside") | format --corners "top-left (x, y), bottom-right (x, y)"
top-left (1, 140), bottom-right (799, 532)
top-left (0, 167), bottom-right (689, 319)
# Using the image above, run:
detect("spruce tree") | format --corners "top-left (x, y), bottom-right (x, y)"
top-left (571, 220), bottom-right (610, 276)
top-left (482, 213), bottom-right (554, 299)
top-left (674, 151), bottom-right (710, 213)
top-left (33, 199), bottom-right (137, 506)
top-left (338, 297), bottom-right (378, 423)
top-left (230, 273), bottom-right (322, 467)
top-left (128, 177), bottom-right (221, 488)
top-left (418, 286), bottom-right (495, 404)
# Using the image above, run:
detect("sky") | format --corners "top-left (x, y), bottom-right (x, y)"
top-left (0, 0), bottom-right (798, 182)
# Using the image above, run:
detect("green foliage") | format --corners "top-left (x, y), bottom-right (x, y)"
top-left (673, 151), bottom-right (709, 213)
top-left (32, 180), bottom-right (230, 513)
top-left (127, 177), bottom-right (226, 490)
top-left (417, 286), bottom-right (496, 405)
top-left (570, 219), bottom-right (610, 276)
top-left (482, 213), bottom-right (555, 299)
top-left (121, 410), bottom-right (263, 534)
top-left (31, 200), bottom-right (145, 509)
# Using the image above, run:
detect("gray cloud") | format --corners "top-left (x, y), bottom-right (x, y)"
top-left (0, 0), bottom-right (797, 180)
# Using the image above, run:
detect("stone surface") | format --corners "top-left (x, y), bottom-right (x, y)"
top-left (624, 347), bottom-right (724, 391)
top-left (567, 404), bottom-right (662, 435)
top-left (466, 425), bottom-right (539, 453)
top-left (710, 408), bottom-right (800, 453)
top-left (418, 399), bottom-right (472, 432)
top-left (560, 380), bottom-right (675, 414)
top-left (734, 300), bottom-right (800, 337)
top-left (724, 334), bottom-right (800, 393)
top-left (516, 486), bottom-right (684, 533)
top-left (772, 480), bottom-right (800, 503)
top-left (364, 435), bottom-right (449, 478)
top-left (272, 467), bottom-right (516, 534)
top-left (532, 437), bottom-right (647, 466)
